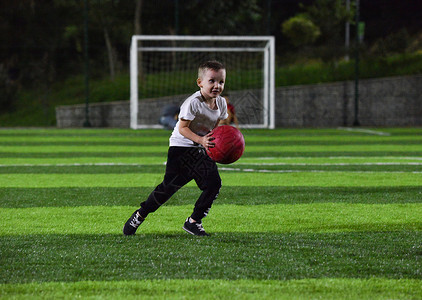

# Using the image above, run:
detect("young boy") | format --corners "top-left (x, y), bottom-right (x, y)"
top-left (123, 60), bottom-right (228, 236)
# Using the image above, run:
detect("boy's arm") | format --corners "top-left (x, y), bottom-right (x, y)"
top-left (179, 119), bottom-right (215, 150)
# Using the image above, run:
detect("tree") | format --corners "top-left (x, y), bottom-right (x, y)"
top-left (281, 15), bottom-right (321, 47)
top-left (281, 0), bottom-right (353, 60)
top-left (183, 0), bottom-right (262, 35)
top-left (90, 1), bottom-right (121, 81)
top-left (303, 0), bottom-right (351, 45)
top-left (134, 0), bottom-right (143, 80)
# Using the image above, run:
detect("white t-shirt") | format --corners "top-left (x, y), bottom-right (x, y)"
top-left (169, 91), bottom-right (228, 147)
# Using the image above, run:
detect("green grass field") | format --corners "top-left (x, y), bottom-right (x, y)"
top-left (1, 127), bottom-right (421, 299)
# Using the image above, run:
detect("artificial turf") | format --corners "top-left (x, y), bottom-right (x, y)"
top-left (0, 127), bottom-right (421, 299)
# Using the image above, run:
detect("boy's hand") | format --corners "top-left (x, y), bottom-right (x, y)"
top-left (200, 132), bottom-right (215, 150)
top-left (178, 119), bottom-right (216, 150)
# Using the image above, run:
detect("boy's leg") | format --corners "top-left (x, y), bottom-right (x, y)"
top-left (138, 172), bottom-right (189, 218)
top-left (123, 147), bottom-right (192, 235)
top-left (144, 147), bottom-right (219, 222)
top-left (124, 171), bottom-right (188, 235)
top-left (189, 149), bottom-right (222, 222)
top-left (182, 150), bottom-right (220, 236)
top-left (138, 147), bottom-right (192, 218)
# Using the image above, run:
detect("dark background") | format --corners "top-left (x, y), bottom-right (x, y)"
top-left (0, 0), bottom-right (421, 123)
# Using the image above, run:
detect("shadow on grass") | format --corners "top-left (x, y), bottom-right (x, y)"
top-left (2, 164), bottom-right (422, 174)
top-left (1, 186), bottom-right (421, 208)
top-left (2, 151), bottom-right (422, 158)
top-left (1, 232), bottom-right (421, 284)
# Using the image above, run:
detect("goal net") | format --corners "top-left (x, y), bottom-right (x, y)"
top-left (130, 35), bottom-right (275, 129)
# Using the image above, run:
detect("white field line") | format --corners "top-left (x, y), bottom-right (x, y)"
top-left (248, 156), bottom-right (422, 160)
top-left (0, 162), bottom-right (421, 174)
top-left (0, 163), bottom-right (165, 167)
top-left (219, 167), bottom-right (422, 174)
top-left (337, 127), bottom-right (391, 136)
top-left (0, 162), bottom-right (422, 167)
top-left (236, 162), bottom-right (422, 166)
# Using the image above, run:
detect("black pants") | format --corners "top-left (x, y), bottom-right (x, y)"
top-left (139, 146), bottom-right (221, 222)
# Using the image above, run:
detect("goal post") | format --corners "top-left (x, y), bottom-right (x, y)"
top-left (130, 35), bottom-right (275, 129)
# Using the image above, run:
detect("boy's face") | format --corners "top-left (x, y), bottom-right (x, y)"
top-left (197, 68), bottom-right (226, 100)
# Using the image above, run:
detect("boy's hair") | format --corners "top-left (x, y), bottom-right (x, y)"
top-left (198, 60), bottom-right (225, 78)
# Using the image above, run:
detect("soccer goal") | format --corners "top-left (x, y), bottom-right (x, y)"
top-left (130, 35), bottom-right (275, 129)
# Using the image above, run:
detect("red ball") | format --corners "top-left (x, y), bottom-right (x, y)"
top-left (206, 125), bottom-right (245, 164)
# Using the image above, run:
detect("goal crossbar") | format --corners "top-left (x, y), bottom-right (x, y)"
top-left (139, 47), bottom-right (266, 52)
top-left (132, 35), bottom-right (274, 41)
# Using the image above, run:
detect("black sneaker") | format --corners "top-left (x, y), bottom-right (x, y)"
top-left (123, 210), bottom-right (144, 235)
top-left (183, 218), bottom-right (210, 236)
